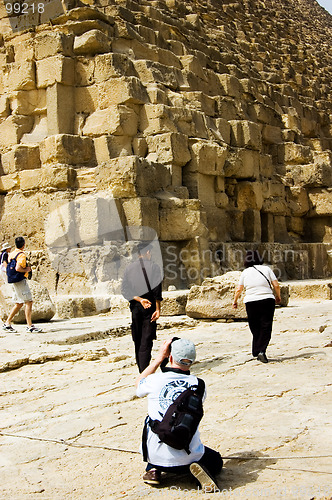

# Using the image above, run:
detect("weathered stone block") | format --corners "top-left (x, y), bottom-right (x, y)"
top-left (75, 86), bottom-right (99, 113)
top-left (287, 186), bottom-right (310, 216)
top-left (273, 216), bottom-right (290, 242)
top-left (121, 197), bottom-right (159, 234)
top-left (36, 56), bottom-right (75, 88)
top-left (159, 199), bottom-right (204, 240)
top-left (181, 91), bottom-right (216, 116)
top-left (40, 134), bottom-right (94, 165)
top-left (139, 104), bottom-right (178, 135)
top-left (47, 83), bottom-right (74, 135)
top-left (208, 117), bottom-right (231, 144)
top-left (308, 190), bottom-right (332, 216)
top-left (243, 209), bottom-right (262, 242)
top-left (187, 140), bottom-right (227, 175)
top-left (83, 105), bottom-right (138, 137)
top-left (260, 154), bottom-right (274, 178)
top-left (262, 124), bottom-right (283, 144)
top-left (180, 55), bottom-right (206, 81)
top-left (41, 165), bottom-right (76, 190)
top-left (21, 115), bottom-right (48, 144)
top-left (217, 74), bottom-right (241, 98)
top-left (2, 145), bottom-right (41, 174)
top-left (160, 290), bottom-right (188, 316)
top-left (94, 53), bottom-right (136, 82)
top-left (145, 132), bottom-right (191, 166)
top-left (234, 120), bottom-right (261, 150)
top-left (236, 181), bottom-right (263, 211)
top-left (3, 61), bottom-right (35, 91)
top-left (10, 89), bottom-right (46, 116)
top-left (19, 169), bottom-right (41, 191)
top-left (134, 60), bottom-right (178, 90)
top-left (278, 143), bottom-right (312, 164)
top-left (74, 29), bottom-right (110, 55)
top-left (75, 57), bottom-right (95, 86)
top-left (0, 115), bottom-right (34, 149)
top-left (94, 135), bottom-right (132, 163)
top-left (0, 174), bottom-right (19, 193)
top-left (99, 77), bottom-right (148, 106)
top-left (0, 96), bottom-right (9, 118)
top-left (224, 149), bottom-right (260, 179)
top-left (35, 32), bottom-right (73, 60)
top-left (95, 156), bottom-right (171, 198)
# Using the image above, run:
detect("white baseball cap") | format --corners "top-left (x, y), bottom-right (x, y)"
top-left (171, 338), bottom-right (196, 366)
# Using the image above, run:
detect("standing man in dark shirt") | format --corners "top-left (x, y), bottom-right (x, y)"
top-left (121, 242), bottom-right (163, 372)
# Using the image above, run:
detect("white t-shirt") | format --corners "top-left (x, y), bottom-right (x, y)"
top-left (239, 265), bottom-right (277, 303)
top-left (136, 370), bottom-right (205, 466)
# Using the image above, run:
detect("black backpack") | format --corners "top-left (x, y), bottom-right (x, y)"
top-left (148, 378), bottom-right (205, 454)
top-left (6, 252), bottom-right (25, 284)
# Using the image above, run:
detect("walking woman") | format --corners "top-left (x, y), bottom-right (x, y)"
top-left (232, 250), bottom-right (281, 363)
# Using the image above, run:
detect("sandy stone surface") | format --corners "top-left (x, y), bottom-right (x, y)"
top-left (0, 299), bottom-right (331, 500)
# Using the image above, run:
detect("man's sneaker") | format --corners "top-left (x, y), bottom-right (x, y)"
top-left (2, 323), bottom-right (17, 333)
top-left (190, 462), bottom-right (219, 493)
top-left (257, 352), bottom-right (268, 363)
top-left (26, 325), bottom-right (43, 333)
top-left (142, 468), bottom-right (161, 485)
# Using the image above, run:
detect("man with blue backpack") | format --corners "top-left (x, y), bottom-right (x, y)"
top-left (3, 236), bottom-right (42, 333)
top-left (135, 337), bottom-right (223, 491)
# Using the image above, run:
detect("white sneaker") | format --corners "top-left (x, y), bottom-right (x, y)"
top-left (190, 462), bottom-right (219, 493)
top-left (3, 323), bottom-right (17, 332)
top-left (26, 325), bottom-right (43, 333)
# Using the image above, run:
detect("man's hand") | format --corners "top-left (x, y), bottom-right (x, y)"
top-left (151, 309), bottom-right (160, 322)
top-left (134, 296), bottom-right (151, 309)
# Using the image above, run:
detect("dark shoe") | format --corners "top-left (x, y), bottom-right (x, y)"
top-left (190, 462), bottom-right (219, 492)
top-left (143, 468), bottom-right (161, 485)
top-left (2, 323), bottom-right (17, 332)
top-left (26, 325), bottom-right (43, 333)
top-left (257, 352), bottom-right (268, 363)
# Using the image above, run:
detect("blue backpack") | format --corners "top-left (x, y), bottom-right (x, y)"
top-left (6, 252), bottom-right (25, 283)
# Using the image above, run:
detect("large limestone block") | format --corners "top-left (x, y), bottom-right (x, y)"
top-left (291, 161), bottom-right (332, 188)
top-left (217, 74), bottom-right (241, 98)
top-left (0, 280), bottom-right (55, 323)
top-left (180, 55), bottom-right (206, 81)
top-left (10, 89), bottom-right (46, 116)
top-left (21, 115), bottom-right (48, 144)
top-left (98, 77), bottom-right (148, 106)
top-left (159, 198), bottom-right (204, 240)
top-left (224, 149), bottom-right (260, 179)
top-left (236, 181), bottom-right (263, 211)
top-left (160, 290), bottom-right (188, 316)
top-left (74, 29), bottom-right (110, 55)
top-left (134, 60), bottom-right (179, 90)
top-left (181, 91), bottom-right (216, 116)
top-left (40, 134), bottom-right (94, 165)
top-left (278, 143), bottom-right (312, 164)
top-left (121, 197), bottom-right (160, 234)
top-left (75, 86), bottom-right (99, 113)
top-left (94, 135), bottom-right (132, 163)
top-left (0, 115), bottom-right (34, 149)
top-left (35, 32), bottom-right (73, 60)
top-left (19, 169), bottom-right (42, 191)
top-left (3, 61), bottom-right (36, 91)
top-left (0, 174), bottom-right (19, 193)
top-left (45, 199), bottom-right (80, 249)
top-left (262, 124), bottom-right (283, 144)
top-left (186, 271), bottom-right (246, 319)
top-left (95, 156), bottom-right (171, 198)
top-left (145, 132), bottom-right (191, 166)
top-left (287, 186), bottom-right (310, 217)
top-left (186, 271), bottom-right (289, 319)
top-left (139, 104), bottom-right (178, 135)
top-left (2, 145), bottom-right (40, 174)
top-left (208, 117), bottom-right (231, 144)
top-left (262, 183), bottom-right (288, 216)
top-left (83, 105), bottom-right (138, 137)
top-left (308, 190), bottom-right (332, 216)
top-left (229, 120), bottom-right (262, 150)
top-left (53, 295), bottom-right (112, 319)
top-left (187, 140), bottom-right (227, 175)
top-left (41, 165), bottom-right (76, 190)
top-left (182, 171), bottom-right (215, 205)
top-left (0, 96), bottom-right (10, 118)
top-left (36, 56), bottom-right (75, 88)
top-left (94, 53), bottom-right (136, 82)
top-left (47, 83), bottom-right (74, 135)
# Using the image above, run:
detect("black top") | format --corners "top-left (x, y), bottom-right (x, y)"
top-left (121, 257), bottom-right (163, 304)
top-left (0, 250), bottom-right (8, 265)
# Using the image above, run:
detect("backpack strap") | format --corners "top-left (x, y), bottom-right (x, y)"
top-left (196, 378), bottom-right (205, 397)
top-left (141, 416), bottom-right (149, 462)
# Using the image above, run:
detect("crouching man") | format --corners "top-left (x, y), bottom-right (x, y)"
top-left (135, 337), bottom-right (223, 491)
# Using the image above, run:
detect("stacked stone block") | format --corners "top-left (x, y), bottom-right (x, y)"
top-left (0, 0), bottom-right (331, 294)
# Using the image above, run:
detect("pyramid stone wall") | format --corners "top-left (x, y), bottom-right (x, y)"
top-left (0, 0), bottom-right (331, 294)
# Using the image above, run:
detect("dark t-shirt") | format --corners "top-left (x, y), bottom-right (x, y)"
top-left (121, 257), bottom-right (163, 305)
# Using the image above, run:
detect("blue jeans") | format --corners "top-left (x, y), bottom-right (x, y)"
top-left (146, 446), bottom-right (223, 479)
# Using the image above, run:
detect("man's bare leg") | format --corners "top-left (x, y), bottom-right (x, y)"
top-left (25, 301), bottom-right (33, 327)
top-left (5, 303), bottom-right (23, 325)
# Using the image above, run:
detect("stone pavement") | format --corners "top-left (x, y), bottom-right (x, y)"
top-left (0, 299), bottom-right (331, 499)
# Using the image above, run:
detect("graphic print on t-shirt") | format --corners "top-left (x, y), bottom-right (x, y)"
top-left (158, 380), bottom-right (192, 414)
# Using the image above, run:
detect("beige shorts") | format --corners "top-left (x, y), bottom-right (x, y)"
top-left (12, 279), bottom-right (32, 304)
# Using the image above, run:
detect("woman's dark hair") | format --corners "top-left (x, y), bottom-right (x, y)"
top-left (244, 250), bottom-right (264, 268)
top-left (15, 236), bottom-right (25, 249)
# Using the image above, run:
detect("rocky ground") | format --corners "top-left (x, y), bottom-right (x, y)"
top-left (0, 299), bottom-right (331, 500)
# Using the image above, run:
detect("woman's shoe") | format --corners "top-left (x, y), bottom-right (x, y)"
top-left (257, 352), bottom-right (268, 363)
